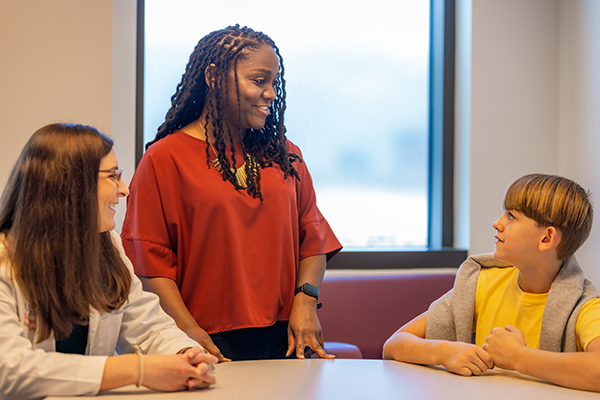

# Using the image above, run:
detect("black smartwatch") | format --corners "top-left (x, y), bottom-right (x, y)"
top-left (294, 282), bottom-right (319, 300)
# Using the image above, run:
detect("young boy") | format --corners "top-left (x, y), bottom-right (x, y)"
top-left (383, 174), bottom-right (600, 391)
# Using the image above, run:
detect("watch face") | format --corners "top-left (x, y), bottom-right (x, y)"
top-left (303, 283), bottom-right (319, 298)
top-left (295, 283), bottom-right (319, 299)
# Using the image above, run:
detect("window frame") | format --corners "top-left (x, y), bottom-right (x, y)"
top-left (134, 0), bottom-right (466, 270)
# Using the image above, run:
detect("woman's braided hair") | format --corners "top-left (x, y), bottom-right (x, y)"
top-left (147, 24), bottom-right (301, 199)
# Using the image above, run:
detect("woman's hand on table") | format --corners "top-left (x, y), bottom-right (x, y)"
top-left (186, 326), bottom-right (231, 362)
top-left (287, 293), bottom-right (335, 359)
top-left (101, 350), bottom-right (218, 392)
top-left (143, 350), bottom-right (218, 391)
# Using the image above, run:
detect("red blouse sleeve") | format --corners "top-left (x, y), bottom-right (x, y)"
top-left (121, 153), bottom-right (179, 282)
top-left (290, 142), bottom-right (342, 262)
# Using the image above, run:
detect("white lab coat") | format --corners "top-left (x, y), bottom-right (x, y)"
top-left (0, 231), bottom-right (201, 400)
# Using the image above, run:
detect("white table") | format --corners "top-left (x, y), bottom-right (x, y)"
top-left (46, 359), bottom-right (600, 400)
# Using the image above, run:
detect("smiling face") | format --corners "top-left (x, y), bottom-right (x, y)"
top-left (225, 44), bottom-right (279, 132)
top-left (492, 209), bottom-right (548, 266)
top-left (97, 150), bottom-right (129, 232)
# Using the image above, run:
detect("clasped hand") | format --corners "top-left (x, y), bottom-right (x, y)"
top-left (439, 341), bottom-right (494, 376)
top-left (442, 325), bottom-right (526, 376)
top-left (483, 325), bottom-right (527, 371)
top-left (144, 347), bottom-right (218, 391)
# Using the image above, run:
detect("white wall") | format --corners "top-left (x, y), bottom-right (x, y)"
top-left (458, 0), bottom-right (600, 284)
top-left (558, 0), bottom-right (600, 284)
top-left (0, 0), bottom-right (136, 233)
top-left (0, 1), bottom-right (113, 187)
top-left (467, 0), bottom-right (560, 254)
top-left (111, 0), bottom-right (137, 232)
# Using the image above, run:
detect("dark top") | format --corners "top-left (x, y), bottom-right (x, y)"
top-left (55, 323), bottom-right (89, 355)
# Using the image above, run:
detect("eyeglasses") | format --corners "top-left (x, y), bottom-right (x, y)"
top-left (99, 168), bottom-right (123, 185)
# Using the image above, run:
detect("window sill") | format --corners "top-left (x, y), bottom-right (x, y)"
top-left (326, 247), bottom-right (467, 270)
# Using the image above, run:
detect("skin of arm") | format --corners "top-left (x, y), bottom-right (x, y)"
top-left (100, 348), bottom-right (217, 391)
top-left (484, 325), bottom-right (600, 391)
top-left (382, 312), bottom-right (494, 376)
top-left (139, 276), bottom-right (229, 362)
top-left (286, 254), bottom-right (335, 359)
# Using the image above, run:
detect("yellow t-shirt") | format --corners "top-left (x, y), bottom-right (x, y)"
top-left (474, 267), bottom-right (600, 351)
top-left (576, 297), bottom-right (600, 350)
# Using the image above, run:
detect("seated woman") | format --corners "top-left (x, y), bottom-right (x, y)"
top-left (0, 123), bottom-right (217, 399)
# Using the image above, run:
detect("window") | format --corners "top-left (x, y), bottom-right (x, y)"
top-left (138, 0), bottom-right (465, 268)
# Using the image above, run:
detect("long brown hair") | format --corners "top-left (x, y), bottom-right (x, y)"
top-left (0, 123), bottom-right (132, 342)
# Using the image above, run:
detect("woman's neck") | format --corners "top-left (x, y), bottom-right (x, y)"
top-left (182, 112), bottom-right (244, 144)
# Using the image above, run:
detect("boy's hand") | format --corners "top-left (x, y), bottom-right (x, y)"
top-left (483, 325), bottom-right (527, 370)
top-left (439, 341), bottom-right (494, 376)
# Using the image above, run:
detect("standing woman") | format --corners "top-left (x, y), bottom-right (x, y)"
top-left (0, 124), bottom-right (216, 400)
top-left (121, 25), bottom-right (342, 361)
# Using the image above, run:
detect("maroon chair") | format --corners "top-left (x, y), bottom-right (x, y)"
top-left (323, 341), bottom-right (363, 359)
top-left (318, 274), bottom-right (455, 359)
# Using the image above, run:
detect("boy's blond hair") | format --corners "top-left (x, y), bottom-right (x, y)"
top-left (504, 174), bottom-right (593, 260)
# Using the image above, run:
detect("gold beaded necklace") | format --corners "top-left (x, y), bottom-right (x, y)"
top-left (208, 141), bottom-right (251, 188)
top-left (199, 119), bottom-right (256, 189)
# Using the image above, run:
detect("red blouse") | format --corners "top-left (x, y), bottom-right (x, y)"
top-left (121, 131), bottom-right (341, 334)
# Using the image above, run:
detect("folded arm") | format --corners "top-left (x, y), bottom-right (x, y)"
top-left (485, 325), bottom-right (600, 392)
top-left (383, 312), bottom-right (493, 376)
top-left (100, 349), bottom-right (217, 392)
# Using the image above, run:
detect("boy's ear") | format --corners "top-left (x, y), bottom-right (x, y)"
top-left (205, 63), bottom-right (217, 88)
top-left (539, 226), bottom-right (562, 253)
